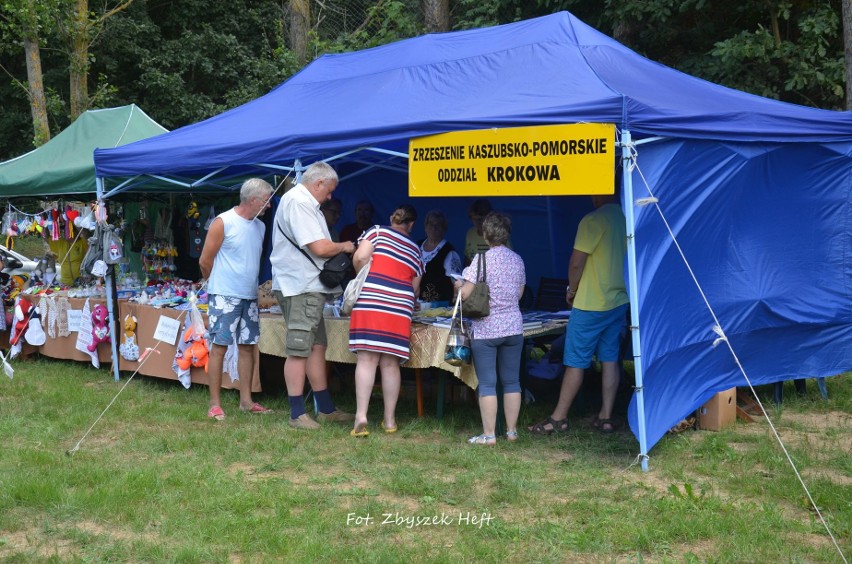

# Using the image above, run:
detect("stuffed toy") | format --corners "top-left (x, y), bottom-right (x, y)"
top-left (176, 327), bottom-right (209, 372)
top-left (87, 303), bottom-right (111, 352)
top-left (119, 314), bottom-right (139, 361)
top-left (9, 298), bottom-right (32, 346)
top-left (24, 305), bottom-right (45, 346)
top-left (186, 200), bottom-right (200, 220)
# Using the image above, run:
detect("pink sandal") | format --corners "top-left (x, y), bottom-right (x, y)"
top-left (207, 406), bottom-right (225, 421)
top-left (241, 403), bottom-right (272, 414)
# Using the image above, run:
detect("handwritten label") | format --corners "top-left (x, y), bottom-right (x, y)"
top-left (67, 310), bottom-right (82, 333)
top-left (153, 316), bottom-right (181, 345)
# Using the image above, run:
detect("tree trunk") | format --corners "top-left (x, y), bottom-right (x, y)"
top-left (289, 0), bottom-right (311, 65)
top-left (23, 35), bottom-right (50, 147)
top-left (844, 0), bottom-right (852, 110)
top-left (69, 0), bottom-right (90, 119)
top-left (422, 0), bottom-right (450, 32)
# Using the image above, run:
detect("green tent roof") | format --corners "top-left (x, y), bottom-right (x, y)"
top-left (0, 104), bottom-right (167, 198)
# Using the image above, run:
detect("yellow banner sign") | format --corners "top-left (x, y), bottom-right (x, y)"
top-left (409, 123), bottom-right (615, 197)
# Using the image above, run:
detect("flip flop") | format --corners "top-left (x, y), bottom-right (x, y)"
top-left (241, 403), bottom-right (272, 414)
top-left (350, 427), bottom-right (370, 438)
top-left (207, 406), bottom-right (225, 421)
top-left (381, 421), bottom-right (398, 433)
top-left (467, 434), bottom-right (496, 445)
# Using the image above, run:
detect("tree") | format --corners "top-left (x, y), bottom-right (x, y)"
top-left (422, 0), bottom-right (449, 32)
top-left (843, 0), bottom-right (851, 109)
top-left (0, 0), bottom-right (60, 147)
top-left (289, 0), bottom-right (310, 65)
top-left (63, 0), bottom-right (133, 119)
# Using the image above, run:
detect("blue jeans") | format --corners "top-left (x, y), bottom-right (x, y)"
top-left (471, 334), bottom-right (524, 397)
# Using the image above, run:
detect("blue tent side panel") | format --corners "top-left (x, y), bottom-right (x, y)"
top-left (628, 139), bottom-right (852, 447)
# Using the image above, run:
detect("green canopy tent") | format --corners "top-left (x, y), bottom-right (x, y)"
top-left (0, 104), bottom-right (167, 197)
top-left (0, 105), bottom-right (169, 382)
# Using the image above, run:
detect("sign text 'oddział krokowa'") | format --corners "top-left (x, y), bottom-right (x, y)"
top-left (409, 123), bottom-right (615, 197)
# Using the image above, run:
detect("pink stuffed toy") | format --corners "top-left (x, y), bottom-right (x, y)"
top-left (87, 303), bottom-right (111, 352)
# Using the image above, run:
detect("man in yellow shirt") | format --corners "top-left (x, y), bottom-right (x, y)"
top-left (529, 193), bottom-right (628, 435)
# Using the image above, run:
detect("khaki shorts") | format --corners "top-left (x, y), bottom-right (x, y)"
top-left (273, 290), bottom-right (327, 357)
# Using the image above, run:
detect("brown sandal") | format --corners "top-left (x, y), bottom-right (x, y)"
top-left (592, 417), bottom-right (617, 434)
top-left (527, 416), bottom-right (569, 435)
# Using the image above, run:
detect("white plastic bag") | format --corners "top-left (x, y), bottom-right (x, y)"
top-left (341, 258), bottom-right (371, 316)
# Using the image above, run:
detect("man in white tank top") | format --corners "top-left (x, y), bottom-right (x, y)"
top-left (199, 178), bottom-right (274, 420)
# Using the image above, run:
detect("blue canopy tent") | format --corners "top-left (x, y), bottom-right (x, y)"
top-left (93, 12), bottom-right (852, 464)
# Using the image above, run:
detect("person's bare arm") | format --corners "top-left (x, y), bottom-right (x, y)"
top-left (352, 239), bottom-right (373, 271)
top-left (566, 249), bottom-right (588, 305)
top-left (306, 238), bottom-right (355, 258)
top-left (198, 217), bottom-right (224, 279)
top-left (459, 280), bottom-right (474, 300)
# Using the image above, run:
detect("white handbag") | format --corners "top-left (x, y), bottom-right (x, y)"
top-left (341, 258), bottom-right (371, 315)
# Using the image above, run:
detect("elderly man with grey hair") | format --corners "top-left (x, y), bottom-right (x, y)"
top-left (271, 162), bottom-right (356, 429)
top-left (200, 177), bottom-right (275, 421)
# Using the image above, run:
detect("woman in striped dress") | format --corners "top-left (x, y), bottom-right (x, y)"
top-left (349, 204), bottom-right (423, 436)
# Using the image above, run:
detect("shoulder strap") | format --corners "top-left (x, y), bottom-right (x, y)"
top-left (477, 252), bottom-right (487, 284)
top-left (276, 220), bottom-right (321, 271)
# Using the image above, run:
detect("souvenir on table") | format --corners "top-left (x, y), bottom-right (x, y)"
top-left (24, 305), bottom-right (46, 346)
top-left (9, 297), bottom-right (32, 358)
top-left (87, 303), bottom-right (111, 352)
top-left (119, 313), bottom-right (140, 361)
top-left (173, 292), bottom-right (208, 387)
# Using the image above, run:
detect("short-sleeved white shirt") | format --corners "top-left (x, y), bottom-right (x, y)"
top-left (270, 183), bottom-right (335, 296)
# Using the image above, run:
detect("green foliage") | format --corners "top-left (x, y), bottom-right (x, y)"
top-left (703, 2), bottom-right (844, 107)
top-left (0, 0), bottom-right (848, 160)
top-left (312, 0), bottom-right (421, 54)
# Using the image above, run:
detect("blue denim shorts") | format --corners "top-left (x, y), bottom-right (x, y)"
top-left (563, 303), bottom-right (629, 368)
top-left (207, 295), bottom-right (261, 346)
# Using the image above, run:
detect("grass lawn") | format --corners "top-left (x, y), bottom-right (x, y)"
top-left (0, 357), bottom-right (848, 562)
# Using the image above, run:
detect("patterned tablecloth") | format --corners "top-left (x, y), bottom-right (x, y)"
top-left (258, 314), bottom-right (566, 390)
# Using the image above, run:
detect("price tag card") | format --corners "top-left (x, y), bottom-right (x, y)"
top-left (153, 315), bottom-right (181, 345)
top-left (67, 310), bottom-right (82, 333)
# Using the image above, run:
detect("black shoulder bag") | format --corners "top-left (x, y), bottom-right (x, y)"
top-left (277, 221), bottom-right (351, 289)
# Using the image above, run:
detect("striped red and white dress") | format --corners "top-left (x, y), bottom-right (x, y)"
top-left (349, 226), bottom-right (424, 361)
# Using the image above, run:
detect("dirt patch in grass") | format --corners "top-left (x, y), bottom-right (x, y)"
top-left (73, 519), bottom-right (160, 544)
top-left (0, 525), bottom-right (78, 560)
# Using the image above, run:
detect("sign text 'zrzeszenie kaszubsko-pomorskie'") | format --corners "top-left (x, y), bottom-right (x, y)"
top-left (408, 123), bottom-right (615, 197)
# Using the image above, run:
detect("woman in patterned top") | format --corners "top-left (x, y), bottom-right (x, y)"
top-left (456, 211), bottom-right (526, 445)
top-left (349, 204), bottom-right (424, 436)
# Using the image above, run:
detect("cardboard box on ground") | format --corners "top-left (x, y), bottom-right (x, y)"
top-left (698, 388), bottom-right (736, 431)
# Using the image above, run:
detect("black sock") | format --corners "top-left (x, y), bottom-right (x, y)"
top-left (288, 395), bottom-right (306, 419)
top-left (314, 388), bottom-right (335, 414)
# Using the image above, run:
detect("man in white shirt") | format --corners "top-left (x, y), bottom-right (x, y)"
top-left (270, 162), bottom-right (356, 429)
top-left (200, 178), bottom-right (274, 421)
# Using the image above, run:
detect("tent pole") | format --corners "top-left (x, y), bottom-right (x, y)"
top-left (621, 130), bottom-right (649, 471)
top-left (97, 177), bottom-right (121, 383)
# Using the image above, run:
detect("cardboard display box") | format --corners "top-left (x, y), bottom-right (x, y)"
top-left (698, 388), bottom-right (737, 431)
